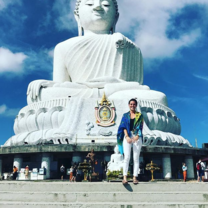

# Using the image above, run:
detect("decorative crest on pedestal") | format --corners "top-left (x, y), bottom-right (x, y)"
top-left (95, 93), bottom-right (115, 127)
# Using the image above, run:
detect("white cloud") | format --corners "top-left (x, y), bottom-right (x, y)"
top-left (0, 0), bottom-right (21, 11)
top-left (48, 49), bottom-right (54, 58)
top-left (0, 104), bottom-right (19, 117)
top-left (53, 0), bottom-right (77, 32)
top-left (21, 48), bottom-right (53, 79)
top-left (138, 29), bottom-right (201, 59)
top-left (117, 0), bottom-right (207, 60)
top-left (193, 74), bottom-right (208, 81)
top-left (0, 0), bottom-right (12, 10)
top-left (0, 47), bottom-right (27, 73)
top-left (0, 104), bottom-right (6, 114)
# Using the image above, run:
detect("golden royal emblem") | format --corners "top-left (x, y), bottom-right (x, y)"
top-left (95, 93), bottom-right (115, 127)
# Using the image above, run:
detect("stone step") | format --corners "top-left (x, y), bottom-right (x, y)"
top-left (1, 202), bottom-right (208, 208)
top-left (0, 192), bottom-right (208, 203)
top-left (0, 182), bottom-right (207, 193)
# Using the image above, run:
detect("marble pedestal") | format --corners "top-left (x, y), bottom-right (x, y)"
top-left (5, 97), bottom-right (191, 148)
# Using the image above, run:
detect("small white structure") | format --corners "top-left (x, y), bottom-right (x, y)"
top-left (17, 168), bottom-right (27, 180)
top-left (30, 168), bottom-right (38, 180)
top-left (15, 168), bottom-right (46, 181)
top-left (107, 145), bottom-right (124, 172)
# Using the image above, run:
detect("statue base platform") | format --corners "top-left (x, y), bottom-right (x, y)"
top-left (4, 96), bottom-right (191, 147)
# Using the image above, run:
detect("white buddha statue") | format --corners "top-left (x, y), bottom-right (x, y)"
top-left (107, 145), bottom-right (124, 172)
top-left (4, 0), bottom-right (191, 147)
top-left (26, 0), bottom-right (167, 106)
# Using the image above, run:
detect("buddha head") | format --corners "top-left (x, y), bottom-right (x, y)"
top-left (74, 0), bottom-right (119, 36)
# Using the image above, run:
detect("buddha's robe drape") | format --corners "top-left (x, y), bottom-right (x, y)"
top-left (54, 33), bottom-right (143, 85)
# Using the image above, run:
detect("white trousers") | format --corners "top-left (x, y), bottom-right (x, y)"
top-left (123, 138), bottom-right (142, 177)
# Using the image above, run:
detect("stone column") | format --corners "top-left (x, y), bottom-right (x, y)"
top-left (72, 152), bottom-right (82, 164)
top-left (0, 156), bottom-right (2, 176)
top-left (185, 155), bottom-right (194, 179)
top-left (13, 154), bottom-right (23, 171)
top-left (41, 153), bottom-right (51, 179)
top-left (162, 154), bottom-right (172, 179)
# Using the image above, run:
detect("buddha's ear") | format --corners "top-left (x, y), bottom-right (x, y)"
top-left (74, 12), bottom-right (83, 36)
top-left (74, 11), bottom-right (79, 23)
top-left (115, 13), bottom-right (119, 25)
top-left (111, 13), bottom-right (119, 34)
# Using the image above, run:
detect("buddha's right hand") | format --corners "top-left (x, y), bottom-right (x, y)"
top-left (114, 33), bottom-right (126, 49)
top-left (27, 80), bottom-right (55, 100)
top-left (114, 33), bottom-right (134, 49)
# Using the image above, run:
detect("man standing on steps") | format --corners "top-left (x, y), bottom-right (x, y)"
top-left (200, 160), bottom-right (206, 182)
top-left (60, 164), bottom-right (65, 181)
top-left (196, 159), bottom-right (205, 182)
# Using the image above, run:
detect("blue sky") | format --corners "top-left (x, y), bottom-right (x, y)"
top-left (0, 0), bottom-right (208, 147)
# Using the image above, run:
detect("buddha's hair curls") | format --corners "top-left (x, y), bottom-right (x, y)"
top-left (74, 0), bottom-right (119, 16)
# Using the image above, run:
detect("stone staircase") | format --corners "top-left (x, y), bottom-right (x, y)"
top-left (0, 181), bottom-right (208, 208)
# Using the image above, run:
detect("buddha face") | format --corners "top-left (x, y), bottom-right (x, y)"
top-left (78, 0), bottom-right (118, 33)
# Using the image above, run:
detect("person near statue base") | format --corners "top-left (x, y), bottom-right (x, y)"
top-left (13, 166), bottom-right (18, 180)
top-left (117, 98), bottom-right (144, 185)
top-left (25, 165), bottom-right (29, 180)
top-left (69, 166), bottom-right (74, 181)
top-left (71, 165), bottom-right (77, 182)
top-left (182, 163), bottom-right (187, 182)
top-left (60, 164), bottom-right (65, 180)
top-left (196, 159), bottom-right (205, 182)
